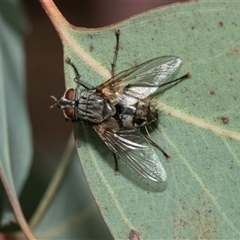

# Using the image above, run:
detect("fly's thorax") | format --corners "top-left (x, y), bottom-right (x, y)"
top-left (75, 90), bottom-right (116, 123)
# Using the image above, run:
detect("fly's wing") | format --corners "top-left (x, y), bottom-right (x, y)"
top-left (93, 118), bottom-right (167, 182)
top-left (97, 56), bottom-right (181, 106)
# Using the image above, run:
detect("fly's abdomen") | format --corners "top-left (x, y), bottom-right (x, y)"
top-left (76, 91), bottom-right (116, 123)
top-left (116, 98), bottom-right (158, 128)
top-left (133, 99), bottom-right (158, 128)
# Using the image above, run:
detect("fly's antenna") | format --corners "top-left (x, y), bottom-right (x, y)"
top-left (50, 95), bottom-right (59, 108)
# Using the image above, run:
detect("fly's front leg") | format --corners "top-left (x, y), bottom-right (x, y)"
top-left (65, 57), bottom-right (94, 90)
top-left (65, 57), bottom-right (81, 81)
top-left (111, 29), bottom-right (120, 77)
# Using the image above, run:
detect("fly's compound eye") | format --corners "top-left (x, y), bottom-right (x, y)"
top-left (65, 88), bottom-right (75, 101)
top-left (63, 88), bottom-right (75, 120)
top-left (63, 107), bottom-right (74, 120)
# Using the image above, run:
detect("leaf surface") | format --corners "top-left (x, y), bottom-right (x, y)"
top-left (51, 1), bottom-right (240, 238)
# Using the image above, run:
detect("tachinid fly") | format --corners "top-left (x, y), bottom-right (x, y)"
top-left (51, 30), bottom-right (191, 182)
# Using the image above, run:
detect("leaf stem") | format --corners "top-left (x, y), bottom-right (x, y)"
top-left (38, 0), bottom-right (110, 79)
top-left (0, 164), bottom-right (36, 240)
top-left (39, 0), bottom-right (69, 37)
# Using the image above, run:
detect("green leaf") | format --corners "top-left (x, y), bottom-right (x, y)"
top-left (0, 1), bottom-right (32, 228)
top-left (48, 1), bottom-right (240, 239)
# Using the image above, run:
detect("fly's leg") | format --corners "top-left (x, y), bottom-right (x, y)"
top-left (144, 126), bottom-right (171, 160)
top-left (159, 71), bottom-right (192, 88)
top-left (127, 72), bottom-right (192, 89)
top-left (111, 29), bottom-right (120, 77)
top-left (113, 153), bottom-right (120, 174)
top-left (65, 57), bottom-right (94, 90)
top-left (65, 57), bottom-right (81, 83)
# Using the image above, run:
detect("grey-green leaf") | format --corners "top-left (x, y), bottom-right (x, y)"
top-left (51, 1), bottom-right (240, 239)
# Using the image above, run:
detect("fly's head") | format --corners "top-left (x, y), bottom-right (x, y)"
top-left (50, 88), bottom-right (78, 121)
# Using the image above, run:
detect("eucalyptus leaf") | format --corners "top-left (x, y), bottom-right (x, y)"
top-left (50, 1), bottom-right (240, 239)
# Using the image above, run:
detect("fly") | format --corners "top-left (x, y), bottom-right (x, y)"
top-left (50, 30), bottom-right (191, 182)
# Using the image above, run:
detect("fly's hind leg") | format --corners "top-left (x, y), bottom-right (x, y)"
top-left (113, 153), bottom-right (120, 174)
top-left (144, 126), bottom-right (171, 160)
top-left (111, 29), bottom-right (120, 77)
